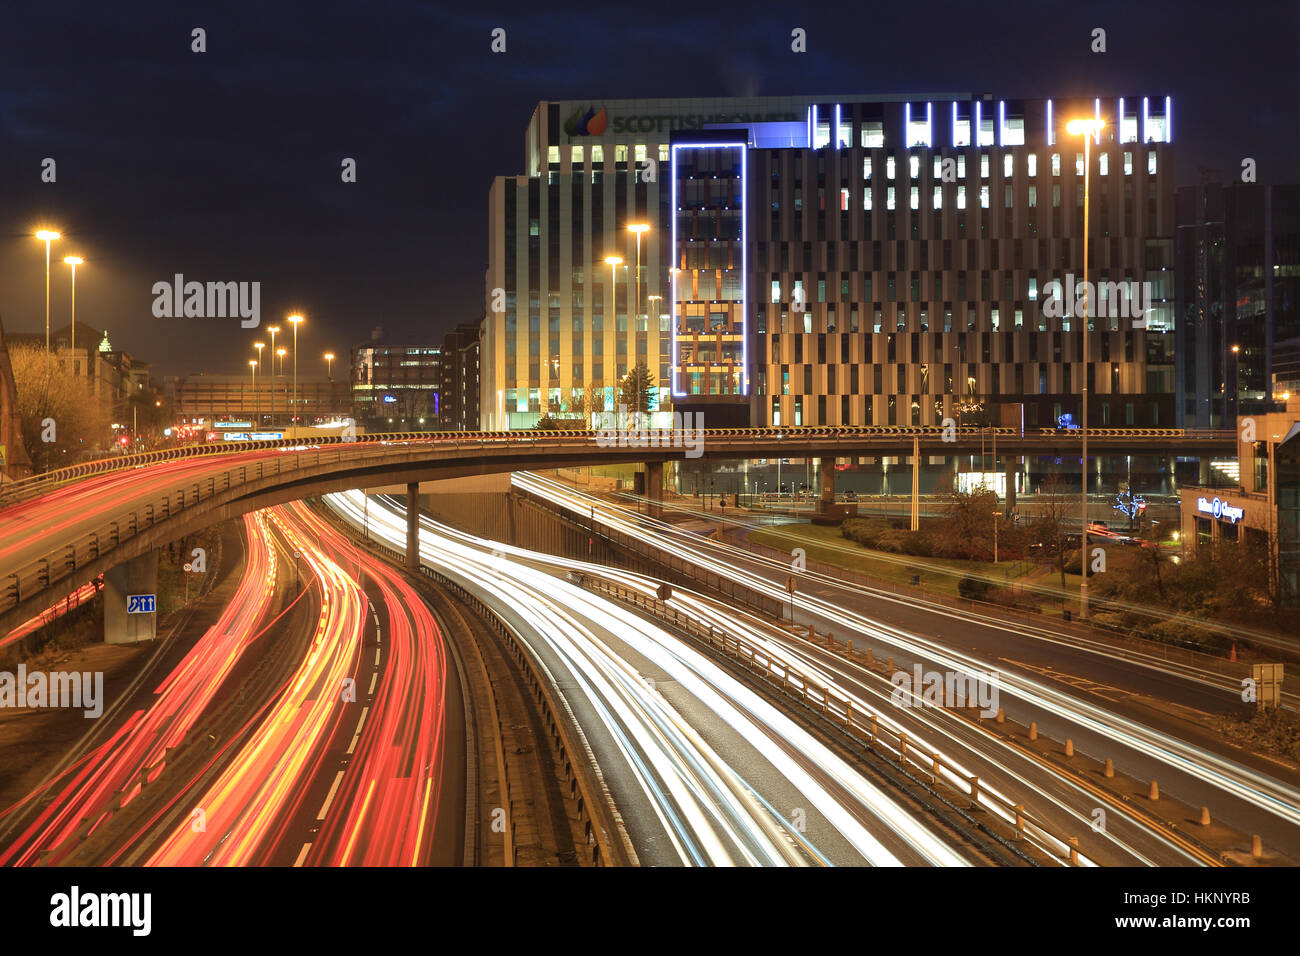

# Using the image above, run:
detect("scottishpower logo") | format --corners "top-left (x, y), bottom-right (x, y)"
top-left (564, 105), bottom-right (607, 136)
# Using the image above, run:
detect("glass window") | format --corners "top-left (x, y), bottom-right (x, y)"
top-left (1027, 153), bottom-right (1037, 176)
top-left (592, 144), bottom-right (604, 162)
top-left (1123, 151), bottom-right (1133, 174)
top-left (909, 155), bottom-right (920, 178)
top-left (980, 153), bottom-right (990, 178)
top-left (547, 146), bottom-right (559, 164)
top-left (1147, 150), bottom-right (1157, 174)
top-left (1051, 153), bottom-right (1061, 175)
top-left (933, 185), bottom-right (942, 209)
top-left (886, 156), bottom-right (896, 179)
top-left (1099, 153), bottom-right (1109, 175)
top-left (1003, 154), bottom-right (1013, 177)
top-left (860, 121), bottom-right (884, 148)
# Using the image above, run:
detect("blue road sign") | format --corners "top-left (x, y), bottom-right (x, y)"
top-left (126, 594), bottom-right (156, 614)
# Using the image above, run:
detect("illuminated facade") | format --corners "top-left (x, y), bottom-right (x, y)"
top-left (484, 94), bottom-right (1176, 429)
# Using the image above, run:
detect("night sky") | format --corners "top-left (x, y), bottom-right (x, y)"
top-left (1, 0), bottom-right (1296, 379)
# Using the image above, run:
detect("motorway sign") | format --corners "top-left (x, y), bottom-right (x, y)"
top-left (126, 594), bottom-right (156, 614)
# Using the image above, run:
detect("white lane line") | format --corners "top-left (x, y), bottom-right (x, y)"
top-left (317, 769), bottom-right (347, 820)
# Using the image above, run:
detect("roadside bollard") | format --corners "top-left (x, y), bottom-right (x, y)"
top-left (1065, 739), bottom-right (1074, 757)
top-left (866, 648), bottom-right (873, 664)
top-left (1200, 806), bottom-right (1211, 826)
top-left (1148, 780), bottom-right (1159, 801)
top-left (1252, 835), bottom-right (1263, 858)
top-left (1067, 836), bottom-right (1079, 865)
top-left (1104, 758), bottom-right (1115, 778)
top-left (1029, 721), bottom-right (1038, 741)
top-left (995, 707), bottom-right (1005, 724)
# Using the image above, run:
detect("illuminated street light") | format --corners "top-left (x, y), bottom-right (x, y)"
top-left (324, 351), bottom-right (335, 381)
top-left (287, 314), bottom-right (304, 427)
top-left (605, 255), bottom-right (624, 331)
top-left (249, 359), bottom-right (258, 418)
top-left (627, 223), bottom-right (650, 323)
top-left (1067, 115), bottom-right (1105, 620)
top-left (63, 256), bottom-right (84, 367)
top-left (268, 326), bottom-right (280, 426)
top-left (253, 342), bottom-right (265, 423)
top-left (35, 230), bottom-right (61, 368)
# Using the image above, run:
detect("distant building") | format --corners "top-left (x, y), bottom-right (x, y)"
top-left (441, 320), bottom-right (482, 430)
top-left (1175, 183), bottom-right (1300, 427)
top-left (171, 373), bottom-right (349, 426)
top-left (350, 326), bottom-right (444, 430)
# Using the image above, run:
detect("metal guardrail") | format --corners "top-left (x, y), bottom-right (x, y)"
top-left (0, 425), bottom-right (1238, 509)
top-left (584, 576), bottom-right (1086, 866)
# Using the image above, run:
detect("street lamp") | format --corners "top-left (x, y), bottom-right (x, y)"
top-left (288, 314), bottom-right (303, 427)
top-left (1066, 116), bottom-right (1105, 620)
top-left (63, 256), bottom-right (83, 370)
top-left (324, 351), bottom-right (335, 381)
top-left (605, 254), bottom-right (623, 321)
top-left (249, 359), bottom-right (258, 420)
top-left (627, 223), bottom-right (649, 325)
top-left (276, 347), bottom-right (287, 424)
top-left (35, 230), bottom-right (60, 369)
top-left (267, 326), bottom-right (280, 425)
top-left (253, 342), bottom-right (265, 423)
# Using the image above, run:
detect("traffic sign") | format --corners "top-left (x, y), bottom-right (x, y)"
top-left (126, 594), bottom-right (156, 614)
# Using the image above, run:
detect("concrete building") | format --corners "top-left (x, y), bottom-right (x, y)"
top-left (172, 373), bottom-right (349, 426)
top-left (441, 320), bottom-right (482, 430)
top-left (484, 93), bottom-right (1175, 431)
top-left (350, 327), bottom-right (444, 430)
top-left (0, 314), bottom-right (33, 478)
top-left (1174, 183), bottom-right (1300, 428)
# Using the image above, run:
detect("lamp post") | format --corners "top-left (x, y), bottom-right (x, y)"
top-left (627, 223), bottom-right (649, 326)
top-left (267, 326), bottom-right (280, 426)
top-left (605, 254), bottom-right (623, 320)
top-left (253, 342), bottom-right (265, 424)
top-left (249, 359), bottom-right (258, 420)
top-left (288, 314), bottom-right (303, 428)
top-left (276, 347), bottom-right (288, 428)
top-left (324, 351), bottom-right (335, 381)
top-left (35, 230), bottom-right (60, 370)
top-left (63, 256), bottom-right (83, 373)
top-left (1067, 116), bottom-right (1105, 620)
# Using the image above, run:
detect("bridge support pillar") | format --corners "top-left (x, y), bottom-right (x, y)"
top-left (104, 551), bottom-right (158, 644)
top-left (405, 483), bottom-right (420, 570)
top-left (818, 458), bottom-right (835, 514)
top-left (646, 460), bottom-right (664, 519)
top-left (1004, 456), bottom-right (1017, 518)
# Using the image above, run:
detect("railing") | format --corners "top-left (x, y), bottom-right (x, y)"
top-left (0, 425), bottom-right (1238, 509)
top-left (583, 576), bottom-right (1092, 866)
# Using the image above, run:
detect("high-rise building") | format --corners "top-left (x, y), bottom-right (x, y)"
top-left (350, 326), bottom-right (444, 430)
top-left (1175, 183), bottom-right (1300, 427)
top-left (485, 94), bottom-right (1175, 429)
top-left (441, 320), bottom-right (482, 431)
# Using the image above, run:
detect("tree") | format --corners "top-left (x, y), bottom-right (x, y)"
top-left (1032, 470), bottom-right (1075, 593)
top-left (8, 344), bottom-right (113, 473)
top-left (944, 486), bottom-right (999, 559)
top-left (618, 363), bottom-right (655, 416)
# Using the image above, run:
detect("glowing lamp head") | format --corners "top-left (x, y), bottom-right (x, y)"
top-left (287, 314), bottom-right (303, 325)
top-left (626, 223), bottom-right (650, 235)
top-left (1231, 344), bottom-right (1240, 353)
top-left (277, 347), bottom-right (287, 357)
top-left (604, 255), bottom-right (624, 266)
top-left (63, 256), bottom-right (83, 266)
top-left (324, 352), bottom-right (335, 361)
top-left (35, 230), bottom-right (60, 241)
top-left (250, 359), bottom-right (258, 368)
top-left (268, 325), bottom-right (280, 335)
top-left (1066, 118), bottom-right (1104, 137)
top-left (254, 342), bottom-right (265, 351)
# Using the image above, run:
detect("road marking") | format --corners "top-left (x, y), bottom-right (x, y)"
top-left (317, 769), bottom-right (346, 820)
top-left (293, 843), bottom-right (312, 867)
top-left (368, 671), bottom-right (379, 695)
top-left (345, 705), bottom-right (370, 755)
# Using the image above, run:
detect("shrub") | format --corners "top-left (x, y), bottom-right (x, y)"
top-left (957, 576), bottom-right (993, 601)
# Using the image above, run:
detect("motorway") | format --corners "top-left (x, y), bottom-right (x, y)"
top-left (515, 472), bottom-right (1300, 861)
top-left (327, 489), bottom-right (1009, 866)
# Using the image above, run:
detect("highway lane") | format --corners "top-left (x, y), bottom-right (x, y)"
top-left (517, 472), bottom-right (1300, 859)
top-left (328, 489), bottom-right (999, 867)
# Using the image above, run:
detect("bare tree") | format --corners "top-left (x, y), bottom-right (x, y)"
top-left (944, 486), bottom-right (999, 559)
top-left (1033, 470), bottom-right (1074, 593)
top-left (8, 344), bottom-right (113, 472)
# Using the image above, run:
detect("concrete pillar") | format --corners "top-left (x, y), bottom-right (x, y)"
top-left (646, 460), bottom-right (664, 519)
top-left (818, 458), bottom-right (835, 514)
top-left (104, 551), bottom-right (158, 644)
top-left (406, 482), bottom-right (419, 570)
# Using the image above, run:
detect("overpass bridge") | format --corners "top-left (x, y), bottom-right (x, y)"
top-left (0, 425), bottom-right (1235, 641)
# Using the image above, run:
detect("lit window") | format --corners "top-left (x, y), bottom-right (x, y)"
top-left (1027, 153), bottom-right (1037, 176)
top-left (978, 111), bottom-right (994, 146)
top-left (1002, 115), bottom-right (1025, 145)
top-left (860, 120), bottom-right (884, 148)
top-left (1120, 113), bottom-right (1139, 144)
top-left (1099, 153), bottom-right (1108, 175)
top-left (593, 145), bottom-right (604, 162)
top-left (957, 155), bottom-right (966, 178)
top-left (933, 156), bottom-right (943, 178)
top-left (658, 145), bottom-right (668, 162)
top-left (814, 115), bottom-right (831, 149)
top-left (909, 155), bottom-right (920, 178)
top-left (1004, 185), bottom-right (1013, 208)
top-left (980, 185), bottom-right (989, 208)
top-left (905, 103), bottom-right (931, 147)
top-left (991, 308), bottom-right (1000, 331)
top-left (571, 145), bottom-right (583, 163)
top-left (1028, 277), bottom-right (1038, 300)
top-left (841, 187), bottom-right (850, 211)
top-left (1075, 153), bottom-right (1085, 176)
top-left (615, 144), bottom-right (628, 162)
top-left (953, 110), bottom-right (971, 147)
top-left (1123, 151), bottom-right (1133, 174)
top-left (887, 186), bottom-right (896, 210)
top-left (547, 146), bottom-right (559, 164)
top-left (1028, 185), bottom-right (1037, 207)
top-left (863, 185), bottom-right (872, 210)
top-left (957, 185), bottom-right (966, 209)
top-left (1015, 307), bottom-right (1024, 328)
top-left (1003, 154), bottom-right (1013, 177)
top-left (1051, 153), bottom-right (1061, 175)
top-left (887, 156), bottom-right (896, 179)
top-left (933, 185), bottom-right (942, 209)
top-left (771, 280), bottom-right (781, 303)
top-left (980, 153), bottom-right (990, 178)
top-left (863, 156), bottom-right (872, 178)
top-left (1148, 150), bottom-right (1157, 174)
top-left (910, 185), bottom-right (919, 209)
top-left (634, 145), bottom-right (647, 163)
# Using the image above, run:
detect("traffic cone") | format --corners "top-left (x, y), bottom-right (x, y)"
top-left (1230, 643), bottom-right (1237, 662)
